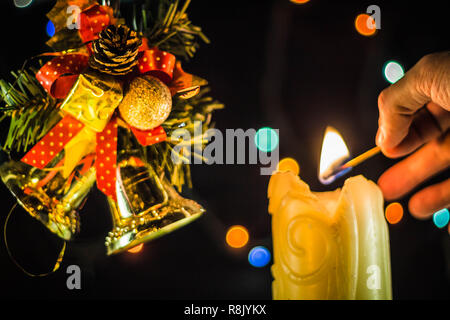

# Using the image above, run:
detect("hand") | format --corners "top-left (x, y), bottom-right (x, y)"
top-left (376, 52), bottom-right (450, 229)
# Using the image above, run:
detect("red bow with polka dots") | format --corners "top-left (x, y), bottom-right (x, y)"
top-left (28, 51), bottom-right (176, 200)
top-left (36, 46), bottom-right (176, 101)
top-left (29, 10), bottom-right (203, 200)
top-left (36, 53), bottom-right (89, 99)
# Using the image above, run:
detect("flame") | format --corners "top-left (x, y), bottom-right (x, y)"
top-left (319, 127), bottom-right (350, 184)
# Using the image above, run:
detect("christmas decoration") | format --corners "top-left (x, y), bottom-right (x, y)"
top-left (0, 0), bottom-right (223, 270)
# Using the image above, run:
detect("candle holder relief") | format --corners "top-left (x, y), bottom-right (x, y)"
top-left (268, 127), bottom-right (392, 300)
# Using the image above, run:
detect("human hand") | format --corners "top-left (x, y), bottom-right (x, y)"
top-left (376, 52), bottom-right (450, 229)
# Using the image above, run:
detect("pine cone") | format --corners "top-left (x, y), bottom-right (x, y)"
top-left (89, 25), bottom-right (142, 76)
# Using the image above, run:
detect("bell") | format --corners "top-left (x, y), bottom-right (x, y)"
top-left (0, 151), bottom-right (96, 240)
top-left (104, 151), bottom-right (204, 255)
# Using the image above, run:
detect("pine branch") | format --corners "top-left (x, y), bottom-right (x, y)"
top-left (135, 0), bottom-right (210, 60)
top-left (0, 69), bottom-right (59, 153)
top-left (155, 87), bottom-right (223, 191)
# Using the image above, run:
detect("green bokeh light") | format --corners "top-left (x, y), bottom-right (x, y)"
top-left (255, 127), bottom-right (278, 152)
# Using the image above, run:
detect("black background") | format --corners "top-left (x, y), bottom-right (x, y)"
top-left (0, 0), bottom-right (449, 300)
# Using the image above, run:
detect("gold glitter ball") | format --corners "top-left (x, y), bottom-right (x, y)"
top-left (119, 75), bottom-right (172, 130)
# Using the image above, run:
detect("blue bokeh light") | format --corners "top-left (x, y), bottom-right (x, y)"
top-left (46, 20), bottom-right (55, 37)
top-left (433, 208), bottom-right (449, 229)
top-left (248, 246), bottom-right (271, 268)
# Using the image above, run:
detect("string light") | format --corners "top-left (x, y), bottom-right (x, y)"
top-left (385, 202), bottom-right (403, 224)
top-left (255, 127), bottom-right (278, 152)
top-left (277, 157), bottom-right (300, 175)
top-left (226, 225), bottom-right (249, 248)
top-left (354, 13), bottom-right (377, 37)
top-left (433, 208), bottom-right (449, 229)
top-left (248, 246), bottom-right (271, 268)
top-left (383, 61), bottom-right (404, 84)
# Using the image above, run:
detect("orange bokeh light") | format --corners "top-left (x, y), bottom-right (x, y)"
top-left (354, 13), bottom-right (377, 36)
top-left (277, 158), bottom-right (300, 176)
top-left (127, 243), bottom-right (144, 253)
top-left (290, 0), bottom-right (310, 4)
top-left (226, 225), bottom-right (249, 248)
top-left (385, 202), bottom-right (404, 224)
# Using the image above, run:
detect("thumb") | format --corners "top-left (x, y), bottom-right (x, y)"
top-left (377, 52), bottom-right (450, 155)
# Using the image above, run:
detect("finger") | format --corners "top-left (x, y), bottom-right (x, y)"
top-left (382, 102), bottom-right (450, 158)
top-left (408, 178), bottom-right (450, 219)
top-left (376, 52), bottom-right (450, 152)
top-left (377, 131), bottom-right (450, 200)
top-left (376, 65), bottom-right (431, 151)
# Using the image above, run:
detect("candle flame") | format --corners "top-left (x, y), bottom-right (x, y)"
top-left (318, 126), bottom-right (351, 184)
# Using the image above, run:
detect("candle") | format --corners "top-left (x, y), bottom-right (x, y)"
top-left (268, 128), bottom-right (392, 300)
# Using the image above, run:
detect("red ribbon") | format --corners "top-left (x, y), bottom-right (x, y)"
top-left (79, 5), bottom-right (113, 45)
top-left (21, 114), bottom-right (167, 200)
top-left (36, 54), bottom-right (89, 99)
top-left (22, 116), bottom-right (85, 169)
top-left (138, 47), bottom-right (176, 85)
top-left (95, 117), bottom-right (118, 198)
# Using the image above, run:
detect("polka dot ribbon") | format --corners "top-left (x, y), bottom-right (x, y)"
top-left (36, 54), bottom-right (89, 99)
top-left (22, 116), bottom-right (85, 169)
top-left (138, 47), bottom-right (176, 85)
top-left (79, 4), bottom-right (113, 45)
top-left (95, 117), bottom-right (118, 199)
top-left (21, 114), bottom-right (167, 201)
top-left (130, 125), bottom-right (167, 146)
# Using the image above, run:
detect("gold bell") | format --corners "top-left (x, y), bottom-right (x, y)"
top-left (104, 153), bottom-right (204, 255)
top-left (0, 153), bottom-right (96, 240)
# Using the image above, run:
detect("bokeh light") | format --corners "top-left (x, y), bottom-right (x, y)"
top-left (354, 13), bottom-right (377, 37)
top-left (290, 0), bottom-right (310, 4)
top-left (226, 225), bottom-right (249, 248)
top-left (432, 208), bottom-right (449, 229)
top-left (46, 20), bottom-right (55, 37)
top-left (255, 127), bottom-right (278, 152)
top-left (277, 157), bottom-right (300, 175)
top-left (383, 61), bottom-right (404, 84)
top-left (248, 246), bottom-right (271, 268)
top-left (14, 0), bottom-right (33, 8)
top-left (127, 243), bottom-right (144, 253)
top-left (385, 202), bottom-right (404, 224)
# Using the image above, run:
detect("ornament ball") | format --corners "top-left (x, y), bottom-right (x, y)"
top-left (119, 75), bottom-right (172, 130)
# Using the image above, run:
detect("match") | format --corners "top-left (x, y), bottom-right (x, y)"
top-left (341, 146), bottom-right (381, 169)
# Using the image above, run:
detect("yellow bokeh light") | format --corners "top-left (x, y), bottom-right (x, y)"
top-left (226, 225), bottom-right (249, 248)
top-left (277, 158), bottom-right (300, 176)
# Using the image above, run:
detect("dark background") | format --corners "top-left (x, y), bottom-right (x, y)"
top-left (0, 0), bottom-right (449, 300)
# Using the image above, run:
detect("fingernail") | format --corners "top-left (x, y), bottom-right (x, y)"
top-left (376, 128), bottom-right (384, 146)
